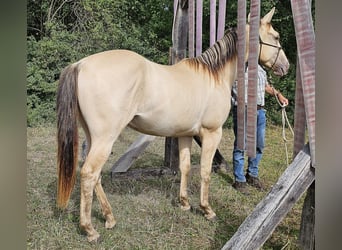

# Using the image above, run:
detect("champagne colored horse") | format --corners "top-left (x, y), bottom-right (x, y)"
top-left (56, 7), bottom-right (289, 242)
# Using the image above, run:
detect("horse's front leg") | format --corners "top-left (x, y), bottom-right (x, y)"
top-left (178, 136), bottom-right (193, 211)
top-left (199, 127), bottom-right (222, 220)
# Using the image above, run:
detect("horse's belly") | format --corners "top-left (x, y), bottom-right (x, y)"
top-left (128, 114), bottom-right (201, 137)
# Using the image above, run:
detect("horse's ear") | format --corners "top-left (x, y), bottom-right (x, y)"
top-left (261, 7), bottom-right (275, 24)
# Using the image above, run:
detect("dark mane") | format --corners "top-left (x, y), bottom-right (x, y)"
top-left (186, 28), bottom-right (238, 80)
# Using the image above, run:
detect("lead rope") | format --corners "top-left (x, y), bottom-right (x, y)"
top-left (272, 87), bottom-right (294, 165)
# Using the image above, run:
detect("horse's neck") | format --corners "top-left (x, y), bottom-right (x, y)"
top-left (220, 58), bottom-right (238, 89)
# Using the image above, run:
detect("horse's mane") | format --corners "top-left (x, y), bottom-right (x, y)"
top-left (185, 28), bottom-right (237, 80)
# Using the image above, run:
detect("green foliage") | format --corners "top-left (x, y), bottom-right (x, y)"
top-left (27, 22), bottom-right (80, 126)
top-left (266, 66), bottom-right (296, 125)
top-left (27, 0), bottom-right (172, 126)
top-left (27, 0), bottom-right (314, 126)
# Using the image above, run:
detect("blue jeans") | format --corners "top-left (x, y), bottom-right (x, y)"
top-left (232, 106), bottom-right (266, 182)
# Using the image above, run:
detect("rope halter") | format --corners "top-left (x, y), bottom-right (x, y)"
top-left (258, 36), bottom-right (282, 71)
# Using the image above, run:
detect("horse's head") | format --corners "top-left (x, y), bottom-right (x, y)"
top-left (246, 7), bottom-right (290, 76)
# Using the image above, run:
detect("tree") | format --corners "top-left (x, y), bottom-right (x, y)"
top-left (27, 0), bottom-right (173, 126)
top-left (26, 0), bottom-right (314, 126)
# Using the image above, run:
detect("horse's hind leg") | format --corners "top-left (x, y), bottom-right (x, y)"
top-left (94, 175), bottom-right (116, 229)
top-left (79, 116), bottom-right (91, 162)
top-left (178, 136), bottom-right (192, 211)
top-left (199, 127), bottom-right (222, 220)
top-left (79, 138), bottom-right (114, 242)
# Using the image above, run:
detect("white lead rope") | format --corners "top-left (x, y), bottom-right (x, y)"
top-left (272, 87), bottom-right (294, 165)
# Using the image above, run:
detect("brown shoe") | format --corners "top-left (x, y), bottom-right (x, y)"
top-left (246, 174), bottom-right (264, 190)
top-left (232, 181), bottom-right (249, 195)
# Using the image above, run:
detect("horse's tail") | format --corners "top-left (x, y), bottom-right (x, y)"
top-left (56, 63), bottom-right (80, 209)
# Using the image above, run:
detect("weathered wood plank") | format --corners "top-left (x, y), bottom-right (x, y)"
top-left (221, 144), bottom-right (315, 250)
top-left (290, 0), bottom-right (315, 167)
top-left (111, 134), bottom-right (155, 174)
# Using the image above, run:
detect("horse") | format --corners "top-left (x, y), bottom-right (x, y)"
top-left (56, 7), bottom-right (289, 242)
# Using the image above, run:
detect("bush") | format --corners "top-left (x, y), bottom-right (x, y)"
top-left (27, 22), bottom-right (80, 126)
top-left (27, 0), bottom-right (173, 126)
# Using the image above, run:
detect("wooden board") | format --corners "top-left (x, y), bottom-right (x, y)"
top-left (221, 144), bottom-right (314, 250)
top-left (299, 182), bottom-right (315, 249)
top-left (165, 0), bottom-right (188, 170)
top-left (111, 134), bottom-right (155, 174)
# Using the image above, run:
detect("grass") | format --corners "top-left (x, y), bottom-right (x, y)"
top-left (27, 124), bottom-right (303, 249)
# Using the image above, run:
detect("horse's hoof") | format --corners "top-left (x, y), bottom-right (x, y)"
top-left (87, 232), bottom-right (100, 243)
top-left (181, 204), bottom-right (191, 211)
top-left (105, 217), bottom-right (116, 229)
top-left (205, 213), bottom-right (217, 221)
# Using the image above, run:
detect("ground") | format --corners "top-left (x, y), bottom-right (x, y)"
top-left (27, 125), bottom-right (303, 249)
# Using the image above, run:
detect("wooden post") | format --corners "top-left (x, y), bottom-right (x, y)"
top-left (196, 0), bottom-right (203, 56)
top-left (111, 135), bottom-right (155, 175)
top-left (217, 0), bottom-right (226, 40)
top-left (245, 0), bottom-right (260, 158)
top-left (299, 182), bottom-right (315, 249)
top-left (165, 0), bottom-right (189, 173)
top-left (188, 0), bottom-right (195, 58)
top-left (209, 0), bottom-right (216, 46)
top-left (293, 57), bottom-right (306, 157)
top-left (290, 0), bottom-right (315, 167)
top-left (164, 137), bottom-right (179, 175)
top-left (291, 1), bottom-right (315, 249)
top-left (236, 0), bottom-right (246, 151)
top-left (168, 0), bottom-right (229, 173)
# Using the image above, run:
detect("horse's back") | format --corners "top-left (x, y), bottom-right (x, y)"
top-left (78, 49), bottom-right (147, 73)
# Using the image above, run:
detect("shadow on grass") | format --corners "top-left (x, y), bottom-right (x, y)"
top-left (47, 180), bottom-right (81, 232)
top-left (103, 165), bottom-right (247, 248)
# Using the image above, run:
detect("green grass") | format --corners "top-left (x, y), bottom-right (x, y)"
top-left (27, 125), bottom-right (303, 249)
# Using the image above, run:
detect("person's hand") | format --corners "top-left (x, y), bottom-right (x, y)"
top-left (278, 93), bottom-right (288, 106)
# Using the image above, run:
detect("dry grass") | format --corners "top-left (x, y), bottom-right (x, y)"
top-left (27, 125), bottom-right (303, 249)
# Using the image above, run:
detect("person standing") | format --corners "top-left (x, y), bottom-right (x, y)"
top-left (231, 64), bottom-right (288, 193)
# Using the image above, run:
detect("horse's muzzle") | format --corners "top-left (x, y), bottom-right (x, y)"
top-left (273, 61), bottom-right (290, 76)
